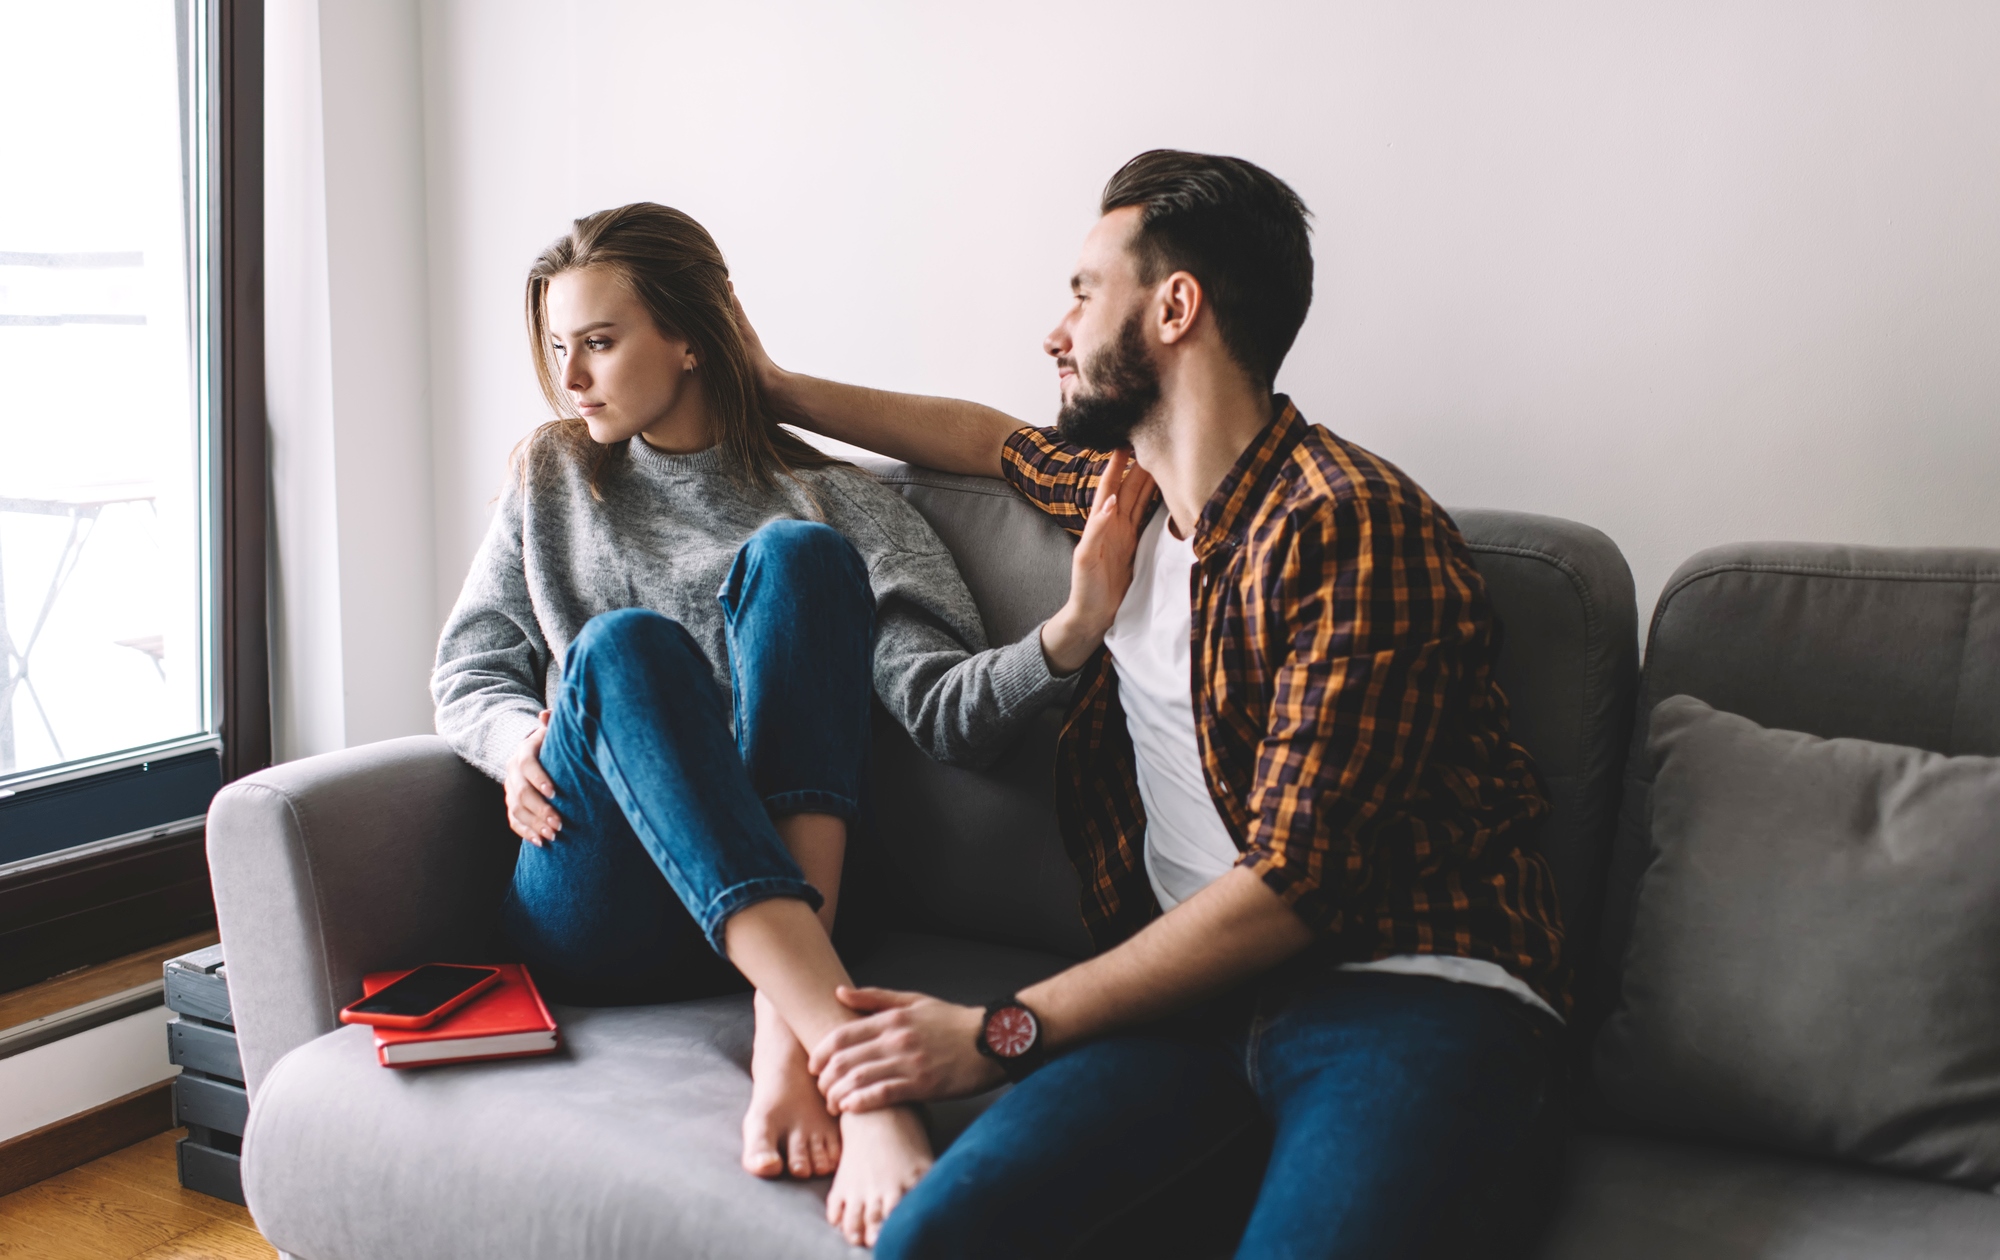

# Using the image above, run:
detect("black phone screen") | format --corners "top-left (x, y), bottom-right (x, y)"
top-left (349, 965), bottom-right (498, 1017)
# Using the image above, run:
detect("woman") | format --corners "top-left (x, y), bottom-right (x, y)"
top-left (431, 203), bottom-right (1067, 1245)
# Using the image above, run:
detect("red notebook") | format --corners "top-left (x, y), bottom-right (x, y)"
top-left (362, 963), bottom-right (559, 1068)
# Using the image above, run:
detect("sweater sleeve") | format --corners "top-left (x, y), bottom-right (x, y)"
top-left (431, 478), bottom-right (551, 781)
top-left (820, 472), bottom-right (1071, 769)
top-left (869, 549), bottom-right (1070, 768)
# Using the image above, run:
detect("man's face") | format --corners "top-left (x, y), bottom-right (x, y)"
top-left (1046, 208), bottom-right (1161, 450)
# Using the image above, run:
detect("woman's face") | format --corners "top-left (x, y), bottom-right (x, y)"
top-left (545, 266), bottom-right (709, 450)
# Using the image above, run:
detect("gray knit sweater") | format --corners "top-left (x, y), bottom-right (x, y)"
top-left (433, 437), bottom-right (1066, 782)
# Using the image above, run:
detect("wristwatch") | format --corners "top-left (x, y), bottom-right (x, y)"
top-left (975, 995), bottom-right (1048, 1081)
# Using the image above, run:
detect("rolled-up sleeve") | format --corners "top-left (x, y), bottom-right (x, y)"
top-left (1001, 426), bottom-right (1112, 538)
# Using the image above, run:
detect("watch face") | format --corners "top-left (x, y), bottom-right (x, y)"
top-left (985, 1006), bottom-right (1039, 1058)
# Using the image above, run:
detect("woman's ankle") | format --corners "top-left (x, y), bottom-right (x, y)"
top-left (752, 991), bottom-right (807, 1065)
top-left (723, 897), bottom-right (858, 1050)
top-left (773, 812), bottom-right (846, 935)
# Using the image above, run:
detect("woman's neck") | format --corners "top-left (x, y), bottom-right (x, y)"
top-left (637, 420), bottom-right (713, 453)
top-left (637, 392), bottom-right (717, 454)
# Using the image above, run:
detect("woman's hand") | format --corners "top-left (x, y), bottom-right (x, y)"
top-left (1040, 448), bottom-right (1157, 675)
top-left (505, 711), bottom-right (562, 846)
top-left (729, 282), bottom-right (787, 402)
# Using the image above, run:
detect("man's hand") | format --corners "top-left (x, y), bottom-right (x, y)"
top-left (504, 711), bottom-right (562, 845)
top-left (1040, 448), bottom-right (1157, 675)
top-left (810, 875), bottom-right (1319, 1116)
top-left (808, 987), bottom-right (1004, 1113)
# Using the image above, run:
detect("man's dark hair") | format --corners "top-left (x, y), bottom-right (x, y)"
top-left (1100, 150), bottom-right (1314, 392)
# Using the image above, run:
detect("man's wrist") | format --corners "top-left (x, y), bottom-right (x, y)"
top-left (953, 1002), bottom-right (1010, 1091)
top-left (974, 995), bottom-right (1050, 1081)
top-left (758, 364), bottom-right (798, 410)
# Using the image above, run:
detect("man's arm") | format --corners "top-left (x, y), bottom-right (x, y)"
top-left (771, 370), bottom-right (1022, 479)
top-left (808, 868), bottom-right (1312, 1112)
top-left (1017, 867), bottom-right (1313, 1046)
top-left (737, 289), bottom-right (1022, 477)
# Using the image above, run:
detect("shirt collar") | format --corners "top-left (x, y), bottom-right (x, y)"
top-left (1191, 395), bottom-right (1306, 558)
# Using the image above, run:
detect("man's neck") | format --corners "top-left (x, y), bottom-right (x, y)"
top-left (1129, 363), bottom-right (1272, 539)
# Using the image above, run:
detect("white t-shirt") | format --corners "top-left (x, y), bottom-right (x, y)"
top-left (1102, 508), bottom-right (1561, 1023)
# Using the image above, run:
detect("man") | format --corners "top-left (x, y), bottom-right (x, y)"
top-left (744, 150), bottom-right (1568, 1257)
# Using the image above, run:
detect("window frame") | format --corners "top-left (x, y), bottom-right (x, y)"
top-left (0, 0), bottom-right (266, 992)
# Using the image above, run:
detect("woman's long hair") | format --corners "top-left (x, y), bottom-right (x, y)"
top-left (518, 202), bottom-right (842, 495)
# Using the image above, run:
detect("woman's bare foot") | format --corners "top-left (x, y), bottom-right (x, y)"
top-left (825, 1104), bottom-right (932, 1247)
top-left (743, 991), bottom-right (842, 1179)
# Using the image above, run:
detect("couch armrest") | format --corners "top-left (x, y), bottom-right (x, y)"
top-left (207, 736), bottom-right (513, 1093)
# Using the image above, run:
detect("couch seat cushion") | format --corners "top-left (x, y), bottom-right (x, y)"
top-left (242, 933), bottom-right (1068, 1260)
top-left (1535, 1133), bottom-right (2000, 1260)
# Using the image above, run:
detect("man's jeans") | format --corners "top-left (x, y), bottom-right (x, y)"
top-left (501, 519), bottom-right (875, 1005)
top-left (877, 964), bottom-right (1566, 1260)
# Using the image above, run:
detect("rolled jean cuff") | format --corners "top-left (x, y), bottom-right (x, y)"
top-left (697, 876), bottom-right (826, 956)
top-left (761, 788), bottom-right (859, 823)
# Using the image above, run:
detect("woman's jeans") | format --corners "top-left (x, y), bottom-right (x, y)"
top-left (501, 519), bottom-right (874, 1005)
top-left (876, 966), bottom-right (1566, 1260)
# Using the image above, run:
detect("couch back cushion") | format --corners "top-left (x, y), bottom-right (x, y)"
top-left (862, 457), bottom-right (1639, 980)
top-left (1450, 509), bottom-right (1639, 982)
top-left (860, 461), bottom-right (1094, 957)
top-left (1594, 543), bottom-right (2000, 1018)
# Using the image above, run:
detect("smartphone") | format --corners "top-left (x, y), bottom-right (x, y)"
top-left (338, 964), bottom-right (502, 1030)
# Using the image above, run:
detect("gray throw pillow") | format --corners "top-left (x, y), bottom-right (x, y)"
top-left (1594, 694), bottom-right (2000, 1190)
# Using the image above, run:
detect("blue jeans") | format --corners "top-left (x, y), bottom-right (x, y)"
top-left (501, 520), bottom-right (875, 1005)
top-left (877, 966), bottom-right (1565, 1260)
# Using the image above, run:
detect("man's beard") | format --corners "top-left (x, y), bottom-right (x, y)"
top-left (1055, 311), bottom-right (1161, 450)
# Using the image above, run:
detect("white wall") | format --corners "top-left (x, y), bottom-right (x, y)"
top-left (266, 0), bottom-right (437, 761)
top-left (265, 1), bottom-right (2000, 751)
top-left (265, 0), bottom-right (345, 761)
top-left (416, 0), bottom-right (2000, 634)
top-left (0, 1008), bottom-right (178, 1143)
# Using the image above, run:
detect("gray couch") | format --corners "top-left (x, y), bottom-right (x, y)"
top-left (208, 458), bottom-right (2000, 1258)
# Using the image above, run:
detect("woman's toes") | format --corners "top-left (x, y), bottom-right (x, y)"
top-left (789, 1131), bottom-right (815, 1178)
top-left (742, 1137), bottom-right (783, 1179)
top-left (810, 1132), bottom-right (838, 1177)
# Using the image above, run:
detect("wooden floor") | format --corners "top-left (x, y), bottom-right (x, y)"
top-left (0, 1130), bottom-right (274, 1259)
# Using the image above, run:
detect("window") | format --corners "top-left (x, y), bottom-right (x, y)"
top-left (0, 0), bottom-right (264, 985)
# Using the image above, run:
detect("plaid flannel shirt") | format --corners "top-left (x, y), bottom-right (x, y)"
top-left (1003, 397), bottom-right (1569, 1015)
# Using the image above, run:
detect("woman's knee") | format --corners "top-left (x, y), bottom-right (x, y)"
top-left (569, 609), bottom-right (704, 684)
top-left (738, 519), bottom-right (867, 590)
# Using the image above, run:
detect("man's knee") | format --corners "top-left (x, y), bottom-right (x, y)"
top-left (873, 1180), bottom-right (975, 1260)
top-left (569, 608), bottom-right (704, 684)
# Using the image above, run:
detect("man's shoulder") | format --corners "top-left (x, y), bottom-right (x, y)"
top-left (1260, 422), bottom-right (1451, 535)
